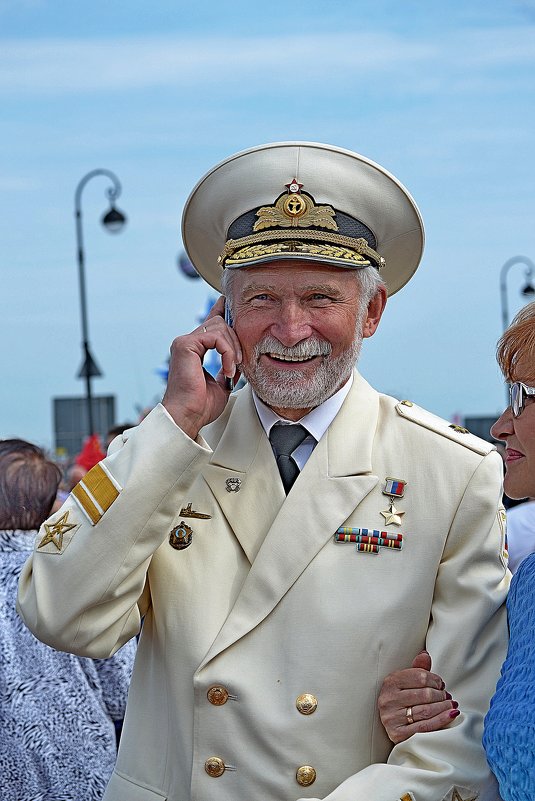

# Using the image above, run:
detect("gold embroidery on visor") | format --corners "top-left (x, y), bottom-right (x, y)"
top-left (219, 230), bottom-right (385, 269)
top-left (226, 241), bottom-right (374, 267)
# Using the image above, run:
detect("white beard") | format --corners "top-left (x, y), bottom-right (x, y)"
top-left (240, 329), bottom-right (364, 410)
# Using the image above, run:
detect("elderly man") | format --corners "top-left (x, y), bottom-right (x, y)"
top-left (18, 143), bottom-right (508, 801)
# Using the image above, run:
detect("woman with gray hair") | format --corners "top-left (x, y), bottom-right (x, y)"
top-left (0, 439), bottom-right (136, 801)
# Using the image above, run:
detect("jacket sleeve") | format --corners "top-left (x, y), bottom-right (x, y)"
top-left (297, 450), bottom-right (509, 801)
top-left (17, 404), bottom-right (211, 658)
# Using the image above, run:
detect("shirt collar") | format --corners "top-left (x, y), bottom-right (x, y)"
top-left (252, 372), bottom-right (353, 441)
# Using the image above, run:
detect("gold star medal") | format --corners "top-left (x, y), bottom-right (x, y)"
top-left (38, 511), bottom-right (77, 551)
top-left (380, 503), bottom-right (405, 526)
top-left (380, 477), bottom-right (407, 527)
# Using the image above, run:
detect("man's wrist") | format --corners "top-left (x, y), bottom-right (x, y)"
top-left (160, 401), bottom-right (202, 441)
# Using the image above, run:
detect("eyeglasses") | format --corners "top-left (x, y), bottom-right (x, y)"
top-left (509, 381), bottom-right (535, 417)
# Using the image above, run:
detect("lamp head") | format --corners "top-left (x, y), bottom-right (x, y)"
top-left (101, 204), bottom-right (127, 233)
top-left (522, 267), bottom-right (535, 297)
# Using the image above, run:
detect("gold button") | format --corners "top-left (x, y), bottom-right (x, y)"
top-left (205, 757), bottom-right (225, 778)
top-left (296, 765), bottom-right (316, 787)
top-left (207, 686), bottom-right (229, 705)
top-left (401, 400), bottom-right (413, 407)
top-left (296, 693), bottom-right (318, 715)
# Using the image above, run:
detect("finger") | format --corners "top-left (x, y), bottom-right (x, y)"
top-left (385, 668), bottom-right (445, 692)
top-left (410, 699), bottom-right (458, 722)
top-left (204, 295), bottom-right (226, 321)
top-left (395, 686), bottom-right (450, 707)
top-left (386, 707), bottom-right (460, 745)
top-left (411, 650), bottom-right (432, 671)
top-left (193, 320), bottom-right (242, 377)
top-left (409, 650), bottom-right (446, 692)
top-left (198, 312), bottom-right (243, 367)
top-left (407, 707), bottom-right (461, 734)
top-left (215, 364), bottom-right (242, 392)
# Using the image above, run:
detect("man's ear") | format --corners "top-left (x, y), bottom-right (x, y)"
top-left (362, 285), bottom-right (387, 339)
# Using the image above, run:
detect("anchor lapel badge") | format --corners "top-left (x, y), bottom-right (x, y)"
top-left (380, 477), bottom-right (407, 526)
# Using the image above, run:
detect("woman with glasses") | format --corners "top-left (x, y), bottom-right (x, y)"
top-left (378, 301), bottom-right (535, 801)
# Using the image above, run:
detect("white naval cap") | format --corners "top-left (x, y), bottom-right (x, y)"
top-left (181, 141), bottom-right (425, 296)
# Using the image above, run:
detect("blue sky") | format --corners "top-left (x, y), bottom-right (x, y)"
top-left (1, 0), bottom-right (535, 449)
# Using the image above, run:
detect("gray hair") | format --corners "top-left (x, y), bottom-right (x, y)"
top-left (221, 264), bottom-right (385, 321)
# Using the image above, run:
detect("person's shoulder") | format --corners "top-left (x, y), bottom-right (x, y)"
top-left (508, 551), bottom-right (535, 611)
top-left (507, 499), bottom-right (535, 522)
top-left (512, 550), bottom-right (535, 584)
top-left (385, 396), bottom-right (496, 456)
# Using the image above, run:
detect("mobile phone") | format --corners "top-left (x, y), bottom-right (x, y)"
top-left (224, 301), bottom-right (234, 391)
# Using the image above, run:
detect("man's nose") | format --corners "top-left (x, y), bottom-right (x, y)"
top-left (270, 303), bottom-right (313, 346)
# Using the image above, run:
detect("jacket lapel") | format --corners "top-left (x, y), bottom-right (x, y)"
top-left (198, 373), bottom-right (380, 670)
top-left (202, 388), bottom-right (286, 564)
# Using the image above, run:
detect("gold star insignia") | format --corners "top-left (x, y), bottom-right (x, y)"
top-left (38, 511), bottom-right (77, 551)
top-left (380, 503), bottom-right (405, 526)
top-left (450, 790), bottom-right (478, 801)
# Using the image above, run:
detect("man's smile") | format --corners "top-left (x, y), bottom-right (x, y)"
top-left (264, 352), bottom-right (320, 364)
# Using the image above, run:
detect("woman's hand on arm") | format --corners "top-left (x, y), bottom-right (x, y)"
top-left (378, 651), bottom-right (460, 744)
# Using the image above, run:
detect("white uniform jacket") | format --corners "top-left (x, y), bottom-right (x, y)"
top-left (18, 373), bottom-right (509, 801)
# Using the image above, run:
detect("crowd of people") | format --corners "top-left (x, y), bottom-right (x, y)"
top-left (3, 141), bottom-right (535, 801)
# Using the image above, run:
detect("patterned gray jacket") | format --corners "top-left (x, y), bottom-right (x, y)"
top-left (1, 530), bottom-right (136, 801)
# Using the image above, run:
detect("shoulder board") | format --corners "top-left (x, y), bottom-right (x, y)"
top-left (395, 400), bottom-right (496, 456)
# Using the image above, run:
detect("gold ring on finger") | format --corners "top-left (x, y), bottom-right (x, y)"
top-left (405, 706), bottom-right (414, 725)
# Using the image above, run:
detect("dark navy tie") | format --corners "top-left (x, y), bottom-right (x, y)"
top-left (269, 424), bottom-right (309, 494)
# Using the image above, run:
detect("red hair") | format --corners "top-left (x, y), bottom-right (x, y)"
top-left (497, 301), bottom-right (535, 382)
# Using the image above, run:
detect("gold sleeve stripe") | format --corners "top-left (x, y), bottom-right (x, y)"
top-left (82, 463), bottom-right (120, 513)
top-left (72, 483), bottom-right (101, 525)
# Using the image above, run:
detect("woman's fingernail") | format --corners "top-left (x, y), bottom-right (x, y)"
top-left (440, 681), bottom-right (446, 691)
top-left (445, 691), bottom-right (452, 700)
top-left (449, 709), bottom-right (460, 719)
top-left (452, 701), bottom-right (459, 709)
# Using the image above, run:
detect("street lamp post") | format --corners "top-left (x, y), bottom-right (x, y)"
top-left (74, 169), bottom-right (127, 436)
top-left (499, 255), bottom-right (535, 404)
top-left (499, 255), bottom-right (535, 333)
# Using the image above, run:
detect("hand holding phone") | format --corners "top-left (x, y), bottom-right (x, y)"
top-left (162, 296), bottom-right (242, 440)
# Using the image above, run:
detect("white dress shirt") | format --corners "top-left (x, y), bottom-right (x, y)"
top-left (253, 373), bottom-right (353, 470)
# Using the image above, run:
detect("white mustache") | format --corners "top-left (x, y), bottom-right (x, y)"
top-left (254, 336), bottom-right (332, 361)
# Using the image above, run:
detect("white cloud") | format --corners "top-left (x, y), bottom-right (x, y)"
top-left (0, 31), bottom-right (448, 95)
top-left (0, 25), bottom-right (533, 97)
